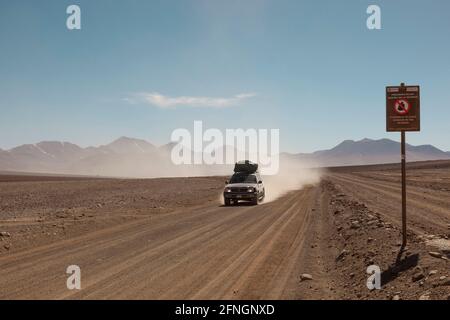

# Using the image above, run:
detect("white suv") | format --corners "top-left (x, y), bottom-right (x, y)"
top-left (223, 172), bottom-right (265, 206)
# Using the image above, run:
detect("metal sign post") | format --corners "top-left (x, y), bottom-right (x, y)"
top-left (401, 130), bottom-right (407, 246)
top-left (386, 83), bottom-right (421, 247)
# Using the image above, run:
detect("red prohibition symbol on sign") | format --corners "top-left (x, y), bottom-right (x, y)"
top-left (394, 99), bottom-right (410, 115)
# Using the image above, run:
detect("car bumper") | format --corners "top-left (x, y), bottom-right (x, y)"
top-left (224, 193), bottom-right (257, 200)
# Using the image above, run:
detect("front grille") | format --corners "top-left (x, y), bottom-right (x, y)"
top-left (230, 187), bottom-right (249, 193)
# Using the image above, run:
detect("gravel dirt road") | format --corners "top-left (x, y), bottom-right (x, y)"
top-left (0, 161), bottom-right (449, 299)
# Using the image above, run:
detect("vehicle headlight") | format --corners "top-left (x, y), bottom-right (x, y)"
top-left (247, 187), bottom-right (255, 193)
top-left (225, 187), bottom-right (232, 192)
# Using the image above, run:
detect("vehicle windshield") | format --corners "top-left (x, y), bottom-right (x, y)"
top-left (229, 173), bottom-right (257, 184)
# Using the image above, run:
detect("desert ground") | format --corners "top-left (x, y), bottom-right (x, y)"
top-left (0, 161), bottom-right (449, 300)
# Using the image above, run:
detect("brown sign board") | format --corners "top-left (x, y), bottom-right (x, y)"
top-left (386, 85), bottom-right (420, 132)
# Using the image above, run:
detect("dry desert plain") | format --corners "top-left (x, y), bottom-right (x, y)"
top-left (0, 160), bottom-right (449, 300)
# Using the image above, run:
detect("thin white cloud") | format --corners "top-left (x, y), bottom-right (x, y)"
top-left (130, 92), bottom-right (256, 109)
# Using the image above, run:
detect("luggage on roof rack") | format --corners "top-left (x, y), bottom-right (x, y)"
top-left (234, 160), bottom-right (258, 173)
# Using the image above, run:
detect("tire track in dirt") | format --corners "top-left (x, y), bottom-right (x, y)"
top-left (343, 172), bottom-right (450, 207)
top-left (64, 202), bottom-right (271, 299)
top-left (330, 173), bottom-right (450, 235)
top-left (68, 189), bottom-right (310, 299)
top-left (189, 189), bottom-right (314, 299)
top-left (0, 187), bottom-right (319, 299)
top-left (0, 204), bottom-right (254, 299)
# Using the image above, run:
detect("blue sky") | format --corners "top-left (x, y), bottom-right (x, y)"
top-left (1, 0), bottom-right (449, 152)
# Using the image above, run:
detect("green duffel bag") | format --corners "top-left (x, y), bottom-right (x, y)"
top-left (234, 160), bottom-right (258, 173)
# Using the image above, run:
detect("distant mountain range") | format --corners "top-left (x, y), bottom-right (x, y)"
top-left (0, 137), bottom-right (449, 177)
top-left (282, 138), bottom-right (450, 167)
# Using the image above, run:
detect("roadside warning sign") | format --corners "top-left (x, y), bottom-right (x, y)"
top-left (385, 83), bottom-right (421, 247)
top-left (386, 85), bottom-right (420, 131)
